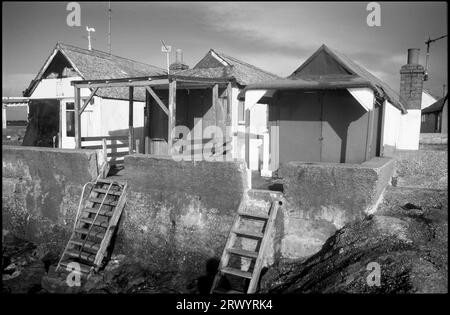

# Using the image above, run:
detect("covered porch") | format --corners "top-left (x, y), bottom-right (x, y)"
top-left (71, 75), bottom-right (242, 163)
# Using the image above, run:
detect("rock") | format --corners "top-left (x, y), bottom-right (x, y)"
top-left (260, 187), bottom-right (447, 293)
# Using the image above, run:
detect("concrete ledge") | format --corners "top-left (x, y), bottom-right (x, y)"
top-left (279, 157), bottom-right (395, 228)
top-left (124, 154), bottom-right (248, 212)
top-left (277, 157), bottom-right (395, 259)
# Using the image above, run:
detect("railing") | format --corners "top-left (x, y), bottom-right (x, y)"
top-left (81, 135), bottom-right (129, 166)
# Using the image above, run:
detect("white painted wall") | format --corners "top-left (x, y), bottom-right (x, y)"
top-left (421, 91), bottom-right (438, 110)
top-left (30, 77), bottom-right (91, 99)
top-left (382, 100), bottom-right (402, 151)
top-left (30, 77), bottom-right (145, 152)
top-left (397, 109), bottom-right (421, 150)
top-left (347, 87), bottom-right (374, 111)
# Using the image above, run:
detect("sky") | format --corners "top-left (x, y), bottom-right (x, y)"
top-left (2, 1), bottom-right (448, 98)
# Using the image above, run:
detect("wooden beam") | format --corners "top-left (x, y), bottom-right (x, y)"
top-left (168, 80), bottom-right (177, 155)
top-left (212, 84), bottom-right (219, 133)
top-left (365, 108), bottom-right (375, 161)
top-left (72, 79), bottom-right (169, 89)
top-left (245, 108), bottom-right (250, 168)
top-left (129, 86), bottom-right (134, 154)
top-left (145, 86), bottom-right (169, 116)
top-left (80, 87), bottom-right (99, 114)
top-left (74, 87), bottom-right (81, 149)
top-left (226, 82), bottom-right (232, 127)
top-left (379, 99), bottom-right (386, 156)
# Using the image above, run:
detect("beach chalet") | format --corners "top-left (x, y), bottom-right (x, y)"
top-left (239, 44), bottom-right (425, 172)
top-left (22, 43), bottom-right (166, 161)
top-left (67, 48), bottom-right (280, 167)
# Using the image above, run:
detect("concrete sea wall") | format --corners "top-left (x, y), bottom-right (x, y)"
top-left (112, 154), bottom-right (248, 287)
top-left (277, 157), bottom-right (396, 258)
top-left (2, 145), bottom-right (100, 253)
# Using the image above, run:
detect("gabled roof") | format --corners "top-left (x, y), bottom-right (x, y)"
top-left (175, 49), bottom-right (281, 85)
top-left (24, 42), bottom-right (166, 100)
top-left (422, 94), bottom-right (448, 114)
top-left (241, 44), bottom-right (407, 113)
top-left (290, 44), bottom-right (407, 113)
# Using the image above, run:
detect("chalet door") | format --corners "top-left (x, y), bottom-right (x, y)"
top-left (60, 100), bottom-right (76, 149)
top-left (60, 99), bottom-right (92, 149)
top-left (278, 91), bottom-right (322, 164)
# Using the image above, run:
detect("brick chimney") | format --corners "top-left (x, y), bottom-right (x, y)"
top-left (399, 48), bottom-right (424, 110)
top-left (169, 49), bottom-right (189, 71)
top-left (397, 48), bottom-right (424, 150)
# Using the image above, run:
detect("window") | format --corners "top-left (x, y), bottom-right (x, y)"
top-left (66, 102), bottom-right (75, 137)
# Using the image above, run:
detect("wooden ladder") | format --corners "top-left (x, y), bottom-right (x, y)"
top-left (56, 178), bottom-right (127, 276)
top-left (210, 199), bottom-right (282, 294)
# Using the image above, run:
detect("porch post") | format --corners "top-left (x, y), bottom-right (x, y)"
top-left (74, 87), bottom-right (81, 149)
top-left (365, 108), bottom-right (375, 161)
top-left (245, 108), bottom-right (251, 168)
top-left (129, 86), bottom-right (134, 154)
top-left (168, 79), bottom-right (177, 155)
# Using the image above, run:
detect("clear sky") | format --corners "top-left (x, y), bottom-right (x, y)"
top-left (2, 1), bottom-right (448, 99)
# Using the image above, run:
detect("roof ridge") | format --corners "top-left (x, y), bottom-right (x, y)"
top-left (57, 42), bottom-right (165, 71)
top-left (214, 50), bottom-right (280, 78)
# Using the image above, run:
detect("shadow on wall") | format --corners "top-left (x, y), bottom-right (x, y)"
top-left (271, 89), bottom-right (374, 163)
top-left (22, 99), bottom-right (60, 147)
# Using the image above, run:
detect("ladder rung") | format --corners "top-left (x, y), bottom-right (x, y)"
top-left (79, 217), bottom-right (109, 228)
top-left (227, 248), bottom-right (258, 258)
top-left (232, 229), bottom-right (264, 239)
top-left (59, 260), bottom-right (93, 274)
top-left (221, 267), bottom-right (253, 279)
top-left (88, 198), bottom-right (118, 206)
top-left (83, 207), bottom-right (113, 216)
top-left (237, 211), bottom-right (269, 220)
top-left (74, 227), bottom-right (105, 239)
top-left (96, 178), bottom-right (125, 185)
top-left (93, 188), bottom-right (122, 196)
top-left (69, 238), bottom-right (100, 252)
top-left (64, 249), bottom-right (96, 263)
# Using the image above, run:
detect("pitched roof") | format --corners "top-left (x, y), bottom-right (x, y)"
top-left (175, 49), bottom-right (281, 85)
top-left (240, 44), bottom-right (407, 113)
top-left (422, 94), bottom-right (448, 114)
top-left (24, 42), bottom-right (166, 100)
top-left (290, 44), bottom-right (407, 112)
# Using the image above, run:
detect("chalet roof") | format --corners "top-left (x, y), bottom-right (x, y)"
top-left (175, 49), bottom-right (281, 86)
top-left (240, 44), bottom-right (408, 113)
top-left (24, 43), bottom-right (166, 100)
top-left (422, 94), bottom-right (448, 114)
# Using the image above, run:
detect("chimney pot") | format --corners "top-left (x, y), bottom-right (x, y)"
top-left (407, 48), bottom-right (420, 65)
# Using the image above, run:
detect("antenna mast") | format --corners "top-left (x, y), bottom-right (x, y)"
top-left (424, 34), bottom-right (447, 81)
top-left (108, 2), bottom-right (111, 54)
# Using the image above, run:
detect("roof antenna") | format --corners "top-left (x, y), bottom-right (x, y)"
top-left (424, 34), bottom-right (447, 81)
top-left (108, 2), bottom-right (112, 54)
top-left (86, 26), bottom-right (95, 50)
top-left (161, 40), bottom-right (172, 75)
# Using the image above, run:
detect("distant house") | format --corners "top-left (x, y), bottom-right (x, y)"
top-left (421, 94), bottom-right (448, 133)
top-left (23, 42), bottom-right (165, 155)
top-left (240, 44), bottom-right (424, 171)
